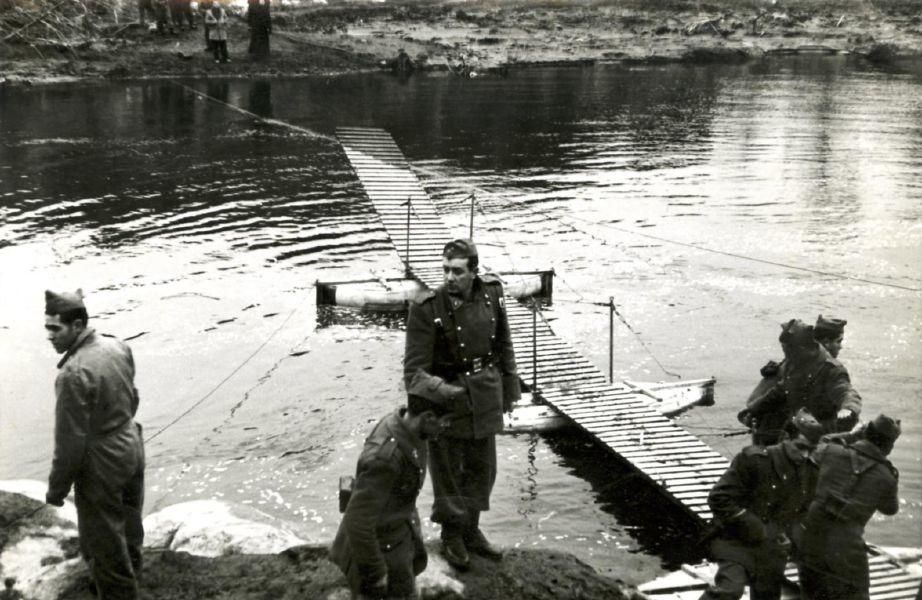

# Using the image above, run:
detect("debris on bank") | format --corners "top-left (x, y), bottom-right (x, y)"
top-left (0, 488), bottom-right (640, 600)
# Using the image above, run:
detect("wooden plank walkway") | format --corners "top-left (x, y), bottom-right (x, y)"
top-left (335, 126), bottom-right (921, 600)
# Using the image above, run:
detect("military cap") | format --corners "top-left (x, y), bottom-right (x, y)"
top-left (778, 319), bottom-right (815, 348)
top-left (442, 238), bottom-right (478, 260)
top-left (407, 394), bottom-right (451, 416)
top-left (791, 408), bottom-right (824, 444)
top-left (45, 289), bottom-right (85, 314)
top-left (814, 315), bottom-right (847, 339)
top-left (866, 414), bottom-right (901, 443)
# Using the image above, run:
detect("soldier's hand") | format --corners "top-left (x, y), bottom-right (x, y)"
top-left (444, 383), bottom-right (466, 400)
top-left (360, 574), bottom-right (388, 599)
top-left (734, 511), bottom-right (767, 545)
top-left (45, 493), bottom-right (64, 507)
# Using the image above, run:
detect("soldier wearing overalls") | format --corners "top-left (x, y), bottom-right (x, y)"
top-left (43, 290), bottom-right (145, 600)
top-left (404, 239), bottom-right (520, 570)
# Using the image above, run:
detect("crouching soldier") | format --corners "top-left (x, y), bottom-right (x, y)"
top-left (798, 414), bottom-right (901, 600)
top-left (331, 397), bottom-right (452, 599)
top-left (44, 290), bottom-right (145, 600)
top-left (699, 409), bottom-right (823, 600)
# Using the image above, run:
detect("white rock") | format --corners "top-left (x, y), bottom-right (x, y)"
top-left (417, 551), bottom-right (465, 597)
top-left (143, 500), bottom-right (309, 557)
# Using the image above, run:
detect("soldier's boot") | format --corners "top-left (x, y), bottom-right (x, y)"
top-left (463, 510), bottom-right (503, 560)
top-left (440, 523), bottom-right (470, 571)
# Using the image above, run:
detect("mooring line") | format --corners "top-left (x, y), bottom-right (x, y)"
top-left (411, 164), bottom-right (920, 293)
top-left (145, 304), bottom-right (300, 443)
top-left (168, 80), bottom-right (336, 142)
top-left (560, 213), bottom-right (921, 293)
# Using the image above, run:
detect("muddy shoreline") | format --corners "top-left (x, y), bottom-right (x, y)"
top-left (2, 0), bottom-right (921, 85)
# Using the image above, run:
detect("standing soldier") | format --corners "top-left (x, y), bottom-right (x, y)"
top-left (404, 239), bottom-right (520, 570)
top-left (699, 410), bottom-right (823, 600)
top-left (798, 415), bottom-right (901, 600)
top-left (742, 319), bottom-right (861, 442)
top-left (330, 397), bottom-right (451, 600)
top-left (43, 290), bottom-right (145, 600)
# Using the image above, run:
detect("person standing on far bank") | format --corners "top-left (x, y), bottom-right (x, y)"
top-left (44, 290), bottom-right (145, 600)
top-left (404, 239), bottom-right (521, 571)
top-left (204, 2), bottom-right (229, 64)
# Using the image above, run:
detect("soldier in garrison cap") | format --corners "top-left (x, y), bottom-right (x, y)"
top-left (742, 319), bottom-right (861, 444)
top-left (43, 290), bottom-right (145, 600)
top-left (403, 239), bottom-right (521, 571)
top-left (699, 409), bottom-right (823, 600)
top-left (798, 414), bottom-right (901, 600)
top-left (813, 315), bottom-right (846, 359)
top-left (331, 397), bottom-right (452, 599)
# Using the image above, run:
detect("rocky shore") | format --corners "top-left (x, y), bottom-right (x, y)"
top-left (0, 484), bottom-right (642, 600)
top-left (1, 0), bottom-right (921, 84)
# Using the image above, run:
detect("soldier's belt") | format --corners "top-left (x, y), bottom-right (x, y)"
top-left (436, 357), bottom-right (496, 379)
top-left (460, 357), bottom-right (495, 376)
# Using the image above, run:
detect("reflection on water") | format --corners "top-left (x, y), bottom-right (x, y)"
top-left (1, 56), bottom-right (920, 578)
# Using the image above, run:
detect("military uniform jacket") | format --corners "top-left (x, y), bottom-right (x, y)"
top-left (747, 350), bottom-right (861, 433)
top-left (330, 409), bottom-right (428, 587)
top-left (48, 328), bottom-right (143, 505)
top-left (404, 274), bottom-right (520, 439)
top-left (708, 440), bottom-right (818, 566)
top-left (801, 439), bottom-right (899, 588)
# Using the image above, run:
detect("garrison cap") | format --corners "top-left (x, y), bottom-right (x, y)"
top-left (867, 414), bottom-right (901, 443)
top-left (792, 408), bottom-right (824, 444)
top-left (779, 319), bottom-right (815, 348)
top-left (442, 238), bottom-right (478, 260)
top-left (45, 289), bottom-right (85, 314)
top-left (407, 394), bottom-right (452, 417)
top-left (814, 315), bottom-right (847, 339)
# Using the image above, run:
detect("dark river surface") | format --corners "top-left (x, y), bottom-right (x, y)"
top-left (1, 56), bottom-right (920, 581)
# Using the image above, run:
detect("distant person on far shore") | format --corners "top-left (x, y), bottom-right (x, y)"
top-left (247, 0), bottom-right (272, 61)
top-left (153, 0), bottom-right (174, 35)
top-left (331, 397), bottom-right (452, 600)
top-left (700, 409), bottom-right (823, 600)
top-left (798, 414), bottom-right (901, 600)
top-left (205, 2), bottom-right (229, 64)
top-left (169, 0), bottom-right (194, 31)
top-left (199, 0), bottom-right (214, 51)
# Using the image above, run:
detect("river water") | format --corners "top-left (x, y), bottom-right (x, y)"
top-left (1, 56), bottom-right (920, 581)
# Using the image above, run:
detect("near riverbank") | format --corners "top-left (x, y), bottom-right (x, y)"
top-left (0, 486), bottom-right (643, 600)
top-left (1, 0), bottom-right (921, 84)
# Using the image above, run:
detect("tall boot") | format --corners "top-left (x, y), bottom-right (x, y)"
top-left (440, 522), bottom-right (470, 571)
top-left (463, 510), bottom-right (503, 560)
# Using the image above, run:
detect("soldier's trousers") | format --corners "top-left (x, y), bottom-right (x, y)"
top-left (700, 538), bottom-right (788, 600)
top-left (798, 564), bottom-right (868, 600)
top-left (74, 460), bottom-right (145, 599)
top-left (428, 435), bottom-right (496, 527)
top-left (344, 532), bottom-right (419, 600)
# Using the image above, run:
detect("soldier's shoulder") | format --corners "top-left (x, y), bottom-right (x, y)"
top-left (741, 445), bottom-right (769, 458)
top-left (409, 290), bottom-right (437, 307)
top-left (480, 272), bottom-right (505, 286)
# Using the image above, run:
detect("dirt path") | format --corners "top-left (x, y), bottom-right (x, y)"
top-left (2, 0), bottom-right (920, 84)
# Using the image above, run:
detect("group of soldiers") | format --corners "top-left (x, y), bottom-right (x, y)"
top-left (38, 239), bottom-right (904, 600)
top-left (701, 316), bottom-right (902, 600)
